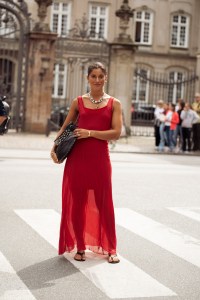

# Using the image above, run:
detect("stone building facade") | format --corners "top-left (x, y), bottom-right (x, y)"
top-left (0, 0), bottom-right (200, 132)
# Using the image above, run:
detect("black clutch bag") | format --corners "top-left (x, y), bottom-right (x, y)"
top-left (54, 122), bottom-right (77, 163)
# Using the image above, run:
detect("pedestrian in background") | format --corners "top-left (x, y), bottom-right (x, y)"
top-left (192, 93), bottom-right (200, 114)
top-left (174, 100), bottom-right (185, 151)
top-left (169, 103), bottom-right (179, 151)
top-left (51, 62), bottom-right (122, 263)
top-left (175, 98), bottom-right (184, 112)
top-left (164, 103), bottom-right (172, 149)
top-left (181, 103), bottom-right (199, 152)
top-left (154, 100), bottom-right (164, 150)
top-left (158, 102), bottom-right (168, 152)
top-left (192, 93), bottom-right (200, 151)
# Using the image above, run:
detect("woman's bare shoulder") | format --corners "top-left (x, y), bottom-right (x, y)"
top-left (112, 97), bottom-right (122, 108)
top-left (113, 98), bottom-right (121, 104)
top-left (106, 94), bottom-right (120, 103)
top-left (69, 97), bottom-right (79, 110)
top-left (82, 93), bottom-right (89, 99)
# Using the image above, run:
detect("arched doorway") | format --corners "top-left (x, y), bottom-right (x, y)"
top-left (0, 0), bottom-right (30, 130)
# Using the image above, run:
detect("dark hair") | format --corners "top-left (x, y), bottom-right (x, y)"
top-left (180, 101), bottom-right (185, 110)
top-left (87, 62), bottom-right (107, 76)
top-left (171, 103), bottom-right (176, 111)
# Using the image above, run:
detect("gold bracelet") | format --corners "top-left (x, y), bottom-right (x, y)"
top-left (88, 130), bottom-right (91, 137)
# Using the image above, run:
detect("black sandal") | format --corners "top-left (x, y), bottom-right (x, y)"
top-left (108, 254), bottom-right (120, 264)
top-left (74, 251), bottom-right (86, 261)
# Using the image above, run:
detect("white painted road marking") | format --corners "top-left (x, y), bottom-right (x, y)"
top-left (115, 208), bottom-right (200, 268)
top-left (168, 207), bottom-right (200, 223)
top-left (0, 251), bottom-right (36, 300)
top-left (15, 209), bottom-right (176, 299)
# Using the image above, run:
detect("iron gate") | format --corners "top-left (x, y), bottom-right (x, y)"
top-left (131, 66), bottom-right (198, 136)
top-left (0, 0), bottom-right (30, 131)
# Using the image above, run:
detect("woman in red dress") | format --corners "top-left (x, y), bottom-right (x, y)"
top-left (51, 62), bottom-right (122, 263)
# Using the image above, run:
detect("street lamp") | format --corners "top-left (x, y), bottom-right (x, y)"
top-left (115, 0), bottom-right (134, 43)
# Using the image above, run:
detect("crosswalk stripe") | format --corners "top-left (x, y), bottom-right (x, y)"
top-left (15, 209), bottom-right (176, 299)
top-left (115, 208), bottom-right (200, 268)
top-left (0, 251), bottom-right (36, 300)
top-left (168, 207), bottom-right (200, 223)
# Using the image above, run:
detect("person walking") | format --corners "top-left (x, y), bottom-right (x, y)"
top-left (51, 62), bottom-right (122, 263)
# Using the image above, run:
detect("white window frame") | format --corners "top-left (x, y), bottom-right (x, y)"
top-left (89, 4), bottom-right (108, 40)
top-left (134, 10), bottom-right (153, 45)
top-left (168, 71), bottom-right (184, 104)
top-left (170, 14), bottom-right (189, 48)
top-left (52, 63), bottom-right (67, 99)
top-left (133, 69), bottom-right (150, 103)
top-left (51, 2), bottom-right (71, 37)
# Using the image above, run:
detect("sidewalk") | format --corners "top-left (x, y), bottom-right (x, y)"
top-left (0, 130), bottom-right (199, 157)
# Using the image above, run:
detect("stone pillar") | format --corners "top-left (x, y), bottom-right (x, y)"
top-left (109, 0), bottom-right (135, 129)
top-left (108, 43), bottom-right (135, 128)
top-left (196, 53), bottom-right (200, 93)
top-left (25, 32), bottom-right (57, 133)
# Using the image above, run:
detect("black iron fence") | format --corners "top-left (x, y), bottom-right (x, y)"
top-left (131, 67), bottom-right (198, 135)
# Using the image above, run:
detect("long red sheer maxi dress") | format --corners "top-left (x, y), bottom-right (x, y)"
top-left (59, 96), bottom-right (117, 255)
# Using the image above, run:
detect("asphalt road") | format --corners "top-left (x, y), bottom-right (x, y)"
top-left (0, 151), bottom-right (200, 300)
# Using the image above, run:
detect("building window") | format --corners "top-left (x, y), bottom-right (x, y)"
top-left (52, 63), bottom-right (67, 98)
top-left (51, 2), bottom-right (71, 36)
top-left (0, 10), bottom-right (16, 38)
top-left (168, 71), bottom-right (184, 103)
top-left (89, 5), bottom-right (108, 39)
top-left (133, 69), bottom-right (150, 102)
top-left (170, 14), bottom-right (189, 48)
top-left (134, 10), bottom-right (153, 45)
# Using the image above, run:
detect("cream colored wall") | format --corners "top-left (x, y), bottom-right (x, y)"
top-left (26, 0), bottom-right (200, 100)
top-left (27, 0), bottom-right (199, 57)
top-left (25, 0), bottom-right (200, 67)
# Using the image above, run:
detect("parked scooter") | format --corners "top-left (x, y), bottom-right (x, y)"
top-left (0, 96), bottom-right (10, 135)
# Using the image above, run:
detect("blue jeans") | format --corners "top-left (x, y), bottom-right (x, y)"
top-left (158, 123), bottom-right (165, 151)
top-left (169, 130), bottom-right (176, 150)
top-left (174, 124), bottom-right (183, 149)
top-left (164, 126), bottom-right (170, 147)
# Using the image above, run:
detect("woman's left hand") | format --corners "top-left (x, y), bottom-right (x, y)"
top-left (74, 128), bottom-right (91, 139)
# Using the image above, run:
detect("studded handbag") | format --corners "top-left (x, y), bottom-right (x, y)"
top-left (54, 121), bottom-right (77, 163)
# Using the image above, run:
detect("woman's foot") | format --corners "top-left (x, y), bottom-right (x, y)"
top-left (74, 251), bottom-right (86, 261)
top-left (108, 253), bottom-right (120, 264)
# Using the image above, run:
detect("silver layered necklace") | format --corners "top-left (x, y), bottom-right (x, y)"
top-left (88, 92), bottom-right (105, 108)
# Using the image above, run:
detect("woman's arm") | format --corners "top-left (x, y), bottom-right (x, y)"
top-left (74, 99), bottom-right (123, 141)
